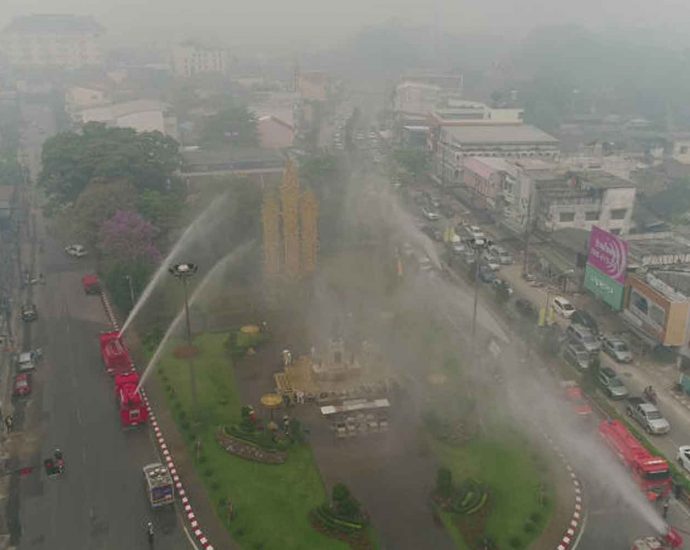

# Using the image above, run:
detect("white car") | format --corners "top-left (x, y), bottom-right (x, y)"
top-left (552, 296), bottom-right (576, 318)
top-left (422, 208), bottom-right (440, 221)
top-left (678, 446), bottom-right (690, 473)
top-left (65, 244), bottom-right (87, 258)
top-left (468, 226), bottom-right (486, 240)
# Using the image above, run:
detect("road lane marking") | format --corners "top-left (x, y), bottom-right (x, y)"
top-left (182, 524), bottom-right (200, 549)
top-left (82, 447), bottom-right (86, 465)
top-left (75, 407), bottom-right (82, 425)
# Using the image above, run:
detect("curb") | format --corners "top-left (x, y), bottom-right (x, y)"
top-left (542, 433), bottom-right (585, 550)
top-left (100, 290), bottom-right (214, 550)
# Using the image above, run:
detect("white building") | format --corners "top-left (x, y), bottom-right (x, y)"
top-left (257, 116), bottom-right (294, 149)
top-left (171, 42), bottom-right (227, 78)
top-left (1, 14), bottom-right (104, 68)
top-left (65, 85), bottom-right (110, 114)
top-left (433, 125), bottom-right (559, 186)
top-left (75, 100), bottom-right (178, 138)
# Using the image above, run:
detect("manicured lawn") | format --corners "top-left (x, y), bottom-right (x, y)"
top-left (431, 436), bottom-right (553, 549)
top-left (158, 332), bottom-right (346, 550)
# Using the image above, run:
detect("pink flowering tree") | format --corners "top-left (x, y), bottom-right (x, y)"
top-left (99, 209), bottom-right (162, 266)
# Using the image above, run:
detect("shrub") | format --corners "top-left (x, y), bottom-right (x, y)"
top-left (523, 521), bottom-right (536, 534)
top-left (530, 512), bottom-right (542, 524)
top-left (210, 480), bottom-right (221, 491)
top-left (509, 536), bottom-right (522, 548)
top-left (203, 467), bottom-right (213, 478)
top-left (436, 467), bottom-right (453, 498)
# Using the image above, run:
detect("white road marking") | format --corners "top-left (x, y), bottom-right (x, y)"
top-left (75, 408), bottom-right (82, 425)
top-left (82, 447), bottom-right (86, 465)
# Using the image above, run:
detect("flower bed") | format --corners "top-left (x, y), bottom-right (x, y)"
top-left (215, 427), bottom-right (287, 464)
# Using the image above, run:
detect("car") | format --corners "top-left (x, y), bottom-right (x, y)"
top-left (627, 396), bottom-right (670, 434)
top-left (13, 373), bottom-right (31, 397)
top-left (597, 366), bottom-right (629, 399)
top-left (421, 225), bottom-right (443, 242)
top-left (562, 341), bottom-right (591, 371)
top-left (551, 296), bottom-right (576, 318)
top-left (478, 264), bottom-right (497, 283)
top-left (563, 382), bottom-right (592, 416)
top-left (570, 310), bottom-right (599, 335)
top-left (678, 446), bottom-right (690, 473)
top-left (492, 278), bottom-right (513, 296)
top-left (21, 303), bottom-right (37, 322)
top-left (489, 245), bottom-right (513, 265)
top-left (467, 225), bottom-right (486, 240)
top-left (418, 256), bottom-right (434, 272)
top-left (482, 251), bottom-right (501, 271)
top-left (16, 351), bottom-right (36, 372)
top-left (565, 324), bottom-right (601, 355)
top-left (515, 298), bottom-right (537, 318)
top-left (602, 335), bottom-right (633, 363)
top-left (451, 242), bottom-right (466, 255)
top-left (65, 244), bottom-right (88, 258)
top-left (421, 208), bottom-right (440, 221)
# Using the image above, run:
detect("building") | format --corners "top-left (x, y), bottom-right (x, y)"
top-left (257, 116), bottom-right (294, 149)
top-left (394, 81), bottom-right (444, 123)
top-left (171, 42), bottom-right (227, 78)
top-left (429, 101), bottom-right (524, 128)
top-left (621, 271), bottom-right (690, 348)
top-left (74, 100), bottom-right (178, 138)
top-left (500, 159), bottom-right (559, 233)
top-left (433, 125), bottom-right (559, 187)
top-left (180, 146), bottom-right (285, 182)
top-left (1, 14), bottom-right (103, 68)
top-left (0, 185), bottom-right (17, 229)
top-left (534, 171), bottom-right (636, 235)
top-left (65, 85), bottom-right (110, 114)
top-left (296, 71), bottom-right (329, 102)
top-left (462, 157), bottom-right (517, 210)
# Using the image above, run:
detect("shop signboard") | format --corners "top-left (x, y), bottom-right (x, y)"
top-left (584, 264), bottom-right (625, 310)
top-left (587, 226), bottom-right (628, 285)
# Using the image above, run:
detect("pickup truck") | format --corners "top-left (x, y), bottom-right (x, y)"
top-left (626, 397), bottom-right (670, 435)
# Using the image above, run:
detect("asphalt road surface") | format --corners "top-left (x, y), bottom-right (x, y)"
top-left (13, 101), bottom-right (191, 550)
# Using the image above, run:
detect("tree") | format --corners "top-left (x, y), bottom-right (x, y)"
top-left (394, 149), bottom-right (429, 182)
top-left (70, 179), bottom-right (138, 249)
top-left (137, 187), bottom-right (185, 236)
top-left (200, 106), bottom-right (258, 146)
top-left (40, 122), bottom-right (181, 204)
top-left (98, 209), bottom-right (161, 266)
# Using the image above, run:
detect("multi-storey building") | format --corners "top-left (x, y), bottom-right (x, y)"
top-left (1, 14), bottom-right (104, 68)
top-left (171, 42), bottom-right (227, 78)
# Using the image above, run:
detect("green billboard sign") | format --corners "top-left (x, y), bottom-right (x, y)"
top-left (584, 264), bottom-right (624, 310)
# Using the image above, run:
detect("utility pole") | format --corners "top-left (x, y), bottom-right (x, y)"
top-left (124, 275), bottom-right (135, 311)
top-left (169, 263), bottom-right (198, 411)
top-left (522, 186), bottom-right (535, 277)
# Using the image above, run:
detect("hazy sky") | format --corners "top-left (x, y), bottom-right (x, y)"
top-left (4, 0), bottom-right (690, 48)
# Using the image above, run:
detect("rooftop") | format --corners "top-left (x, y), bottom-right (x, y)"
top-left (79, 99), bottom-right (169, 119)
top-left (579, 170), bottom-right (636, 190)
top-left (4, 14), bottom-right (104, 34)
top-left (181, 146), bottom-right (284, 171)
top-left (639, 271), bottom-right (689, 302)
top-left (443, 124), bottom-right (558, 145)
top-left (627, 233), bottom-right (690, 267)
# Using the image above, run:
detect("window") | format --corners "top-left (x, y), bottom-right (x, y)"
top-left (559, 212), bottom-right (575, 222)
top-left (610, 228), bottom-right (621, 235)
top-left (585, 211), bottom-right (600, 221)
top-left (610, 208), bottom-right (627, 220)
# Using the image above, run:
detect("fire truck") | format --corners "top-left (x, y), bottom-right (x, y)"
top-left (99, 331), bottom-right (133, 376)
top-left (632, 528), bottom-right (683, 549)
top-left (115, 371), bottom-right (148, 428)
top-left (81, 274), bottom-right (101, 295)
top-left (599, 420), bottom-right (672, 500)
top-left (143, 462), bottom-right (174, 508)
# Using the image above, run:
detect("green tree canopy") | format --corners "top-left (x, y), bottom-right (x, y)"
top-left (200, 106), bottom-right (258, 146)
top-left (40, 122), bottom-right (181, 204)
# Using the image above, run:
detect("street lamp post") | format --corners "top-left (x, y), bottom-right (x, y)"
top-left (169, 263), bottom-right (199, 410)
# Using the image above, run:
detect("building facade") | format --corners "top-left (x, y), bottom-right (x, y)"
top-left (433, 124), bottom-right (559, 187)
top-left (171, 42), bottom-right (227, 78)
top-left (1, 14), bottom-right (104, 68)
top-left (534, 171), bottom-right (636, 235)
top-left (257, 115), bottom-right (294, 149)
top-left (621, 272), bottom-right (690, 347)
top-left (74, 100), bottom-right (178, 138)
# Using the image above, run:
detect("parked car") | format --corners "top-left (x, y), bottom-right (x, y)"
top-left (418, 256), bottom-right (434, 272)
top-left (626, 396), bottom-right (670, 434)
top-left (565, 324), bottom-right (601, 355)
top-left (13, 373), bottom-right (31, 397)
top-left (478, 265), bottom-right (497, 283)
top-left (489, 245), bottom-right (513, 265)
top-left (21, 303), bottom-right (37, 322)
top-left (16, 351), bottom-right (36, 372)
top-left (602, 335), bottom-right (633, 363)
top-left (678, 446), bottom-right (690, 473)
top-left (421, 208), bottom-right (440, 221)
top-left (492, 278), bottom-right (513, 296)
top-left (515, 298), bottom-right (537, 319)
top-left (562, 341), bottom-right (591, 371)
top-left (551, 296), bottom-right (576, 318)
top-left (482, 251), bottom-right (500, 271)
top-left (451, 242), bottom-right (466, 255)
top-left (597, 366), bottom-right (629, 399)
top-left (570, 310), bottom-right (599, 335)
top-left (421, 225), bottom-right (443, 242)
top-left (467, 225), bottom-right (486, 240)
top-left (64, 244), bottom-right (88, 258)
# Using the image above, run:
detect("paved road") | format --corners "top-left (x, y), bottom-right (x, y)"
top-left (12, 102), bottom-right (191, 550)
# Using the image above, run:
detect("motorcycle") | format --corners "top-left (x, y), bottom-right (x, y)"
top-left (644, 386), bottom-right (658, 405)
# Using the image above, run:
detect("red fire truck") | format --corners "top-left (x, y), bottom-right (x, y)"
top-left (99, 331), bottom-right (133, 376)
top-left (599, 420), bottom-right (672, 500)
top-left (114, 371), bottom-right (148, 428)
top-left (81, 274), bottom-right (101, 295)
top-left (632, 528), bottom-right (683, 549)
